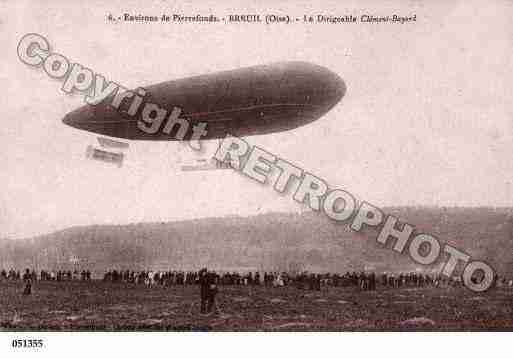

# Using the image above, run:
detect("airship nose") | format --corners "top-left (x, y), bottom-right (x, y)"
top-left (62, 114), bottom-right (74, 127)
top-left (62, 105), bottom-right (96, 131)
top-left (62, 104), bottom-right (131, 139)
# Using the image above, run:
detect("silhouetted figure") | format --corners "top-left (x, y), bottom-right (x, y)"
top-left (369, 272), bottom-right (376, 291)
top-left (199, 268), bottom-right (210, 313)
top-left (199, 268), bottom-right (218, 314)
top-left (23, 269), bottom-right (32, 296)
top-left (23, 280), bottom-right (32, 295)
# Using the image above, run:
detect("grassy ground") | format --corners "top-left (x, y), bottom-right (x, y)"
top-left (0, 281), bottom-right (512, 331)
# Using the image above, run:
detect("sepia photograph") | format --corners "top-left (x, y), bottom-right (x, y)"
top-left (1, 0), bottom-right (512, 357)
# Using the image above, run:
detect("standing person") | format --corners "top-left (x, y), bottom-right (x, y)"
top-left (22, 269), bottom-right (32, 295)
top-left (369, 272), bottom-right (376, 291)
top-left (254, 272), bottom-right (260, 286)
top-left (199, 268), bottom-right (209, 314)
top-left (206, 271), bottom-right (218, 313)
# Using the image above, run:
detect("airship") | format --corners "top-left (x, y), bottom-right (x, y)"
top-left (62, 61), bottom-right (346, 141)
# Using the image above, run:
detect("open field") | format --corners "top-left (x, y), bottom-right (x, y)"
top-left (0, 281), bottom-right (512, 331)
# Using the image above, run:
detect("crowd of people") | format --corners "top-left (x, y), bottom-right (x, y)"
top-left (2, 267), bottom-right (512, 291)
top-left (2, 266), bottom-right (513, 313)
top-left (98, 269), bottom-right (460, 291)
top-left (0, 268), bottom-right (93, 295)
top-left (0, 269), bottom-right (92, 282)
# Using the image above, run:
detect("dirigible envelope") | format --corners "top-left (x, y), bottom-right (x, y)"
top-left (62, 62), bottom-right (346, 140)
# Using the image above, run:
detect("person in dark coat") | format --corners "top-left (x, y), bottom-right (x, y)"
top-left (198, 268), bottom-right (219, 314)
top-left (199, 268), bottom-right (219, 314)
top-left (369, 272), bottom-right (376, 291)
top-left (206, 271), bottom-right (218, 313)
top-left (22, 269), bottom-right (32, 295)
top-left (199, 268), bottom-right (209, 313)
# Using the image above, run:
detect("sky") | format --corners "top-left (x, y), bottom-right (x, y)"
top-left (1, 0), bottom-right (512, 238)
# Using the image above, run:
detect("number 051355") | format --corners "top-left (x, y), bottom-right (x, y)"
top-left (11, 339), bottom-right (43, 348)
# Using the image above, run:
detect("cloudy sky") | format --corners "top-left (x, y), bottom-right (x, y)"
top-left (1, 0), bottom-right (512, 238)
